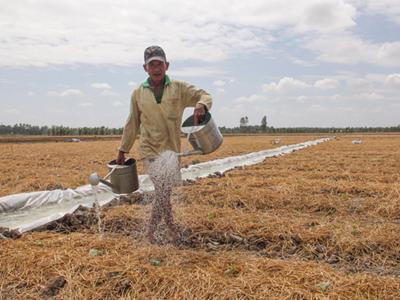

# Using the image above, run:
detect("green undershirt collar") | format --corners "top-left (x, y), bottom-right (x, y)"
top-left (143, 75), bottom-right (171, 103)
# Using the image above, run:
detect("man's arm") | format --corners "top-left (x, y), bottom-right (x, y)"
top-left (117, 91), bottom-right (140, 164)
top-left (180, 82), bottom-right (212, 124)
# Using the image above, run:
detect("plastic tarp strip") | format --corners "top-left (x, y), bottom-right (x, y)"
top-left (0, 137), bottom-right (331, 232)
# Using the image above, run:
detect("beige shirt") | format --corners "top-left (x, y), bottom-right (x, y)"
top-left (119, 77), bottom-right (212, 159)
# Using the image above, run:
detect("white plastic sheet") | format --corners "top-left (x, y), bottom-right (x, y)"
top-left (0, 137), bottom-right (331, 233)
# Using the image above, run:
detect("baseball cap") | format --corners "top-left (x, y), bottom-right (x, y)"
top-left (144, 45), bottom-right (167, 64)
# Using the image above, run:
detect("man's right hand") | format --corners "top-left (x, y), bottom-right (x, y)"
top-left (194, 103), bottom-right (206, 126)
top-left (116, 151), bottom-right (126, 165)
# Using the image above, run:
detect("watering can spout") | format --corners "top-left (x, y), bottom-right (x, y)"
top-left (89, 172), bottom-right (115, 189)
top-left (177, 149), bottom-right (203, 157)
top-left (99, 178), bottom-right (115, 189)
top-left (88, 158), bottom-right (139, 194)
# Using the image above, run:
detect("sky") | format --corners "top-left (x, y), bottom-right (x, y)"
top-left (0, 0), bottom-right (399, 128)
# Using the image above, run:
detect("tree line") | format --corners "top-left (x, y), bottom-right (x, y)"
top-left (0, 123), bottom-right (123, 136)
top-left (220, 115), bottom-right (400, 134)
top-left (1, 121), bottom-right (400, 136)
top-left (219, 125), bottom-right (400, 134)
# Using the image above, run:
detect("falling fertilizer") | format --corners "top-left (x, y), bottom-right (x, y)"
top-left (88, 173), bottom-right (103, 234)
top-left (145, 150), bottom-right (182, 243)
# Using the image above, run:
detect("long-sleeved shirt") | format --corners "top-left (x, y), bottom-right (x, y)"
top-left (119, 75), bottom-right (212, 159)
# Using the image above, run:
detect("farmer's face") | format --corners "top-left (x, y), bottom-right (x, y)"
top-left (143, 60), bottom-right (169, 84)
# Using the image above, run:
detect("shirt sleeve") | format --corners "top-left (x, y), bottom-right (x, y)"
top-left (180, 81), bottom-right (212, 111)
top-left (118, 90), bottom-right (140, 153)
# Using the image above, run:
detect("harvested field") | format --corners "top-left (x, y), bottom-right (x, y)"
top-left (0, 135), bottom-right (121, 144)
top-left (1, 134), bottom-right (400, 299)
top-left (0, 135), bottom-right (312, 197)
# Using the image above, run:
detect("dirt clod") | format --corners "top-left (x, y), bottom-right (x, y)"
top-left (41, 276), bottom-right (66, 298)
top-left (0, 227), bottom-right (21, 239)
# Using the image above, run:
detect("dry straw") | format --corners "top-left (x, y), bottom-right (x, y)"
top-left (1, 135), bottom-right (400, 299)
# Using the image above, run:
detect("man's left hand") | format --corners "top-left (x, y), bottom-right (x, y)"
top-left (194, 103), bottom-right (206, 125)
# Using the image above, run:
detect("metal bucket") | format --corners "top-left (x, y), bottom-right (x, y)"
top-left (181, 112), bottom-right (223, 155)
top-left (107, 158), bottom-right (139, 194)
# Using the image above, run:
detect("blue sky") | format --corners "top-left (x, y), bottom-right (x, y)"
top-left (0, 0), bottom-right (399, 128)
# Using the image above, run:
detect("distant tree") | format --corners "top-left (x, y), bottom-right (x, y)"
top-left (240, 116), bottom-right (249, 127)
top-left (239, 116), bottom-right (249, 133)
top-left (239, 117), bottom-right (245, 127)
top-left (261, 115), bottom-right (267, 132)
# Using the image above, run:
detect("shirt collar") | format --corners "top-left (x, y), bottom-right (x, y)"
top-left (143, 75), bottom-right (171, 88)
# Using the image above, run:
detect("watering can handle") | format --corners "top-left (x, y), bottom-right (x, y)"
top-left (104, 165), bottom-right (118, 180)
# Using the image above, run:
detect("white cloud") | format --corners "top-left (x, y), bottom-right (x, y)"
top-left (235, 94), bottom-right (266, 104)
top-left (100, 90), bottom-right (119, 97)
top-left (91, 82), bottom-right (120, 97)
top-left (385, 74), bottom-right (400, 88)
top-left (262, 77), bottom-right (309, 93)
top-left (314, 78), bottom-right (340, 90)
top-left (60, 89), bottom-right (83, 97)
top-left (363, 0), bottom-right (400, 24)
top-left (218, 103), bottom-right (272, 127)
top-left (213, 80), bottom-right (226, 87)
top-left (377, 42), bottom-right (400, 66)
top-left (128, 81), bottom-right (137, 87)
top-left (171, 67), bottom-right (225, 78)
top-left (307, 34), bottom-right (400, 67)
top-left (346, 78), bottom-right (372, 90)
top-left (307, 33), bottom-right (374, 64)
top-left (91, 82), bottom-right (112, 89)
top-left (0, 0), bottom-right (365, 67)
top-left (330, 94), bottom-right (342, 101)
top-left (27, 91), bottom-right (34, 96)
top-left (4, 108), bottom-right (20, 114)
top-left (112, 101), bottom-right (124, 107)
top-left (364, 73), bottom-right (387, 83)
top-left (217, 88), bottom-right (225, 94)
top-left (326, 90), bottom-right (387, 102)
top-left (359, 92), bottom-right (385, 100)
top-left (47, 89), bottom-right (84, 97)
top-left (289, 56), bottom-right (315, 67)
top-left (307, 104), bottom-right (325, 112)
top-left (0, 1), bottom-right (266, 66)
top-left (79, 102), bottom-right (93, 107)
top-left (297, 0), bottom-right (356, 32)
top-left (296, 95), bottom-right (307, 103)
top-left (47, 91), bottom-right (59, 97)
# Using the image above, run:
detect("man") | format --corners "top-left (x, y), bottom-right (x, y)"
top-left (116, 45), bottom-right (212, 243)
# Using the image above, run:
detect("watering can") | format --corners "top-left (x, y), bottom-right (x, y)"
top-left (179, 111), bottom-right (223, 157)
top-left (89, 158), bottom-right (139, 194)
